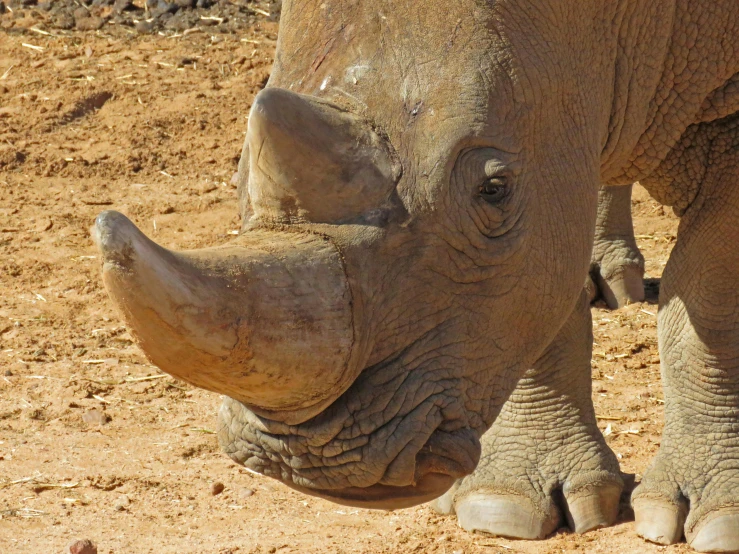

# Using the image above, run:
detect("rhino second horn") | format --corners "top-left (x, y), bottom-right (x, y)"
top-left (94, 211), bottom-right (355, 422)
top-left (248, 87), bottom-right (401, 223)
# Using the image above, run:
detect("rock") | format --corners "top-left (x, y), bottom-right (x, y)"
top-left (135, 19), bottom-right (156, 33)
top-left (4, 369), bottom-right (12, 376)
top-left (151, 0), bottom-right (178, 16)
top-left (173, 0), bottom-right (194, 7)
top-left (164, 11), bottom-right (197, 31)
top-left (112, 0), bottom-right (132, 13)
top-left (67, 539), bottom-right (97, 554)
top-left (154, 10), bottom-right (174, 23)
top-left (113, 494), bottom-right (130, 511)
top-left (53, 12), bottom-right (75, 29)
top-left (76, 16), bottom-right (105, 30)
top-left (82, 409), bottom-right (111, 426)
top-left (210, 481), bottom-right (224, 496)
top-left (238, 487), bottom-right (254, 499)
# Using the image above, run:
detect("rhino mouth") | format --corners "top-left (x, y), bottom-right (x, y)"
top-left (285, 429), bottom-right (474, 509)
top-left (285, 472), bottom-right (457, 509)
top-left (218, 379), bottom-right (482, 509)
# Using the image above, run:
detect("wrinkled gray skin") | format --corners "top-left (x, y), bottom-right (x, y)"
top-left (94, 1), bottom-right (739, 552)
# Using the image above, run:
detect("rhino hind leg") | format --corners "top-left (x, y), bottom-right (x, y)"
top-left (588, 184), bottom-right (645, 309)
top-left (633, 119), bottom-right (739, 553)
top-left (431, 292), bottom-right (623, 539)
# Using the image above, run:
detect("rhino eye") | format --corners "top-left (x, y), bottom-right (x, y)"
top-left (478, 177), bottom-right (509, 204)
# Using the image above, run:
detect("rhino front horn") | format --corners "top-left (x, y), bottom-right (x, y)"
top-left (94, 211), bottom-right (355, 421)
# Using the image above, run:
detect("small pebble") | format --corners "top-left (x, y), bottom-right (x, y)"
top-left (135, 19), bottom-right (156, 33)
top-left (73, 6), bottom-right (89, 20)
top-left (67, 539), bottom-right (98, 554)
top-left (82, 409), bottom-right (111, 426)
top-left (210, 481), bottom-right (225, 496)
top-left (239, 488), bottom-right (254, 499)
top-left (113, 494), bottom-right (130, 511)
top-left (53, 13), bottom-right (76, 29)
top-left (4, 369), bottom-right (12, 376)
top-left (151, 0), bottom-right (178, 16)
top-left (75, 16), bottom-right (105, 30)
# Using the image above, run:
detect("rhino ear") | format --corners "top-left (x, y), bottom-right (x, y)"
top-left (246, 87), bottom-right (401, 223)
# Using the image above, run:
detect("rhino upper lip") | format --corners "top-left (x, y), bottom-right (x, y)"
top-left (232, 412), bottom-right (479, 508)
top-left (261, 428), bottom-right (475, 509)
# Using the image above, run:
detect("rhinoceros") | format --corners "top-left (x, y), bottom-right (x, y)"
top-left (94, 1), bottom-right (739, 551)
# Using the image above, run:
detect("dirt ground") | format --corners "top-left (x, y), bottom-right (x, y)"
top-left (0, 13), bottom-right (692, 554)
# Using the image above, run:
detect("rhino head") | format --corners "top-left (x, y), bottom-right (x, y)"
top-left (96, 0), bottom-right (604, 508)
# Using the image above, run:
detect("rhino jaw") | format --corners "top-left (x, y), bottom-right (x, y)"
top-left (94, 210), bottom-right (356, 422)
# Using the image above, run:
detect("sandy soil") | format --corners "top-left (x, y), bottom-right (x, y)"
top-left (0, 16), bottom-right (692, 554)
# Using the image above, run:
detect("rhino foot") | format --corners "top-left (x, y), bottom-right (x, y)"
top-left (432, 451), bottom-right (622, 539)
top-left (633, 447), bottom-right (739, 552)
top-left (588, 262), bottom-right (646, 309)
top-left (589, 184), bottom-right (645, 310)
top-left (434, 295), bottom-right (623, 539)
top-left (430, 293), bottom-right (623, 539)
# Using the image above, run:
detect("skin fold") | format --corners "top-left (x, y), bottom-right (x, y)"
top-left (95, 1), bottom-right (739, 551)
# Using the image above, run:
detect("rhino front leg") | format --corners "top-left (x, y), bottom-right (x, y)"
top-left (432, 292), bottom-right (623, 539)
top-left (588, 184), bottom-right (646, 309)
top-left (633, 123), bottom-right (739, 553)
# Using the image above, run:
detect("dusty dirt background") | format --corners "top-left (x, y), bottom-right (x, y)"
top-left (0, 9), bottom-right (691, 554)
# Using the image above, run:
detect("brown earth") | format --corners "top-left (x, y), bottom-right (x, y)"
top-left (0, 17), bottom-right (690, 554)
